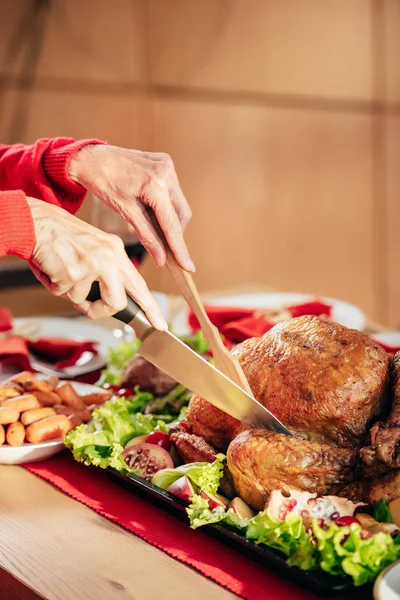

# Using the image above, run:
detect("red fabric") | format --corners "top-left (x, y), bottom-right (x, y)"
top-left (287, 301), bottom-right (332, 319)
top-left (28, 338), bottom-right (98, 368)
top-left (189, 301), bottom-right (333, 344)
top-left (0, 138), bottom-right (105, 258)
top-left (373, 341), bottom-right (400, 355)
top-left (0, 191), bottom-right (35, 259)
top-left (0, 335), bottom-right (98, 370)
top-left (0, 307), bottom-right (13, 332)
top-left (23, 453), bottom-right (359, 600)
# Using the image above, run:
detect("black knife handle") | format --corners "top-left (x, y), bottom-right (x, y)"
top-left (86, 281), bottom-right (140, 325)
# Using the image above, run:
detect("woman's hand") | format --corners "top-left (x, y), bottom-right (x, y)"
top-left (27, 197), bottom-right (167, 329)
top-left (68, 144), bottom-right (194, 271)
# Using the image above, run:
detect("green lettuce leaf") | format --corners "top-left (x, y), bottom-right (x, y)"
top-left (312, 520), bottom-right (400, 586)
top-left (97, 339), bottom-right (141, 385)
top-left (179, 331), bottom-right (209, 354)
top-left (91, 395), bottom-right (165, 447)
top-left (65, 394), bottom-right (168, 471)
top-left (246, 510), bottom-right (318, 570)
top-left (184, 487), bottom-right (400, 586)
top-left (152, 453), bottom-right (225, 494)
top-left (187, 494), bottom-right (248, 530)
top-left (373, 498), bottom-right (393, 523)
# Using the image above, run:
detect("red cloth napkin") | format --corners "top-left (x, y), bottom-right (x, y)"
top-left (189, 301), bottom-right (332, 343)
top-left (0, 308), bottom-right (98, 369)
top-left (373, 341), bottom-right (400, 355)
top-left (23, 453), bottom-right (361, 600)
top-left (0, 335), bottom-right (98, 370)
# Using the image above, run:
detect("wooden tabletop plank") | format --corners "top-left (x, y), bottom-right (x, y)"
top-left (0, 466), bottom-right (238, 600)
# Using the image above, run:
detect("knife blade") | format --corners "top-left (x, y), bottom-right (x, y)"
top-left (87, 283), bottom-right (291, 434)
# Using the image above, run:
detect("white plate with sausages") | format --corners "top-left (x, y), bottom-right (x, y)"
top-left (0, 380), bottom-right (104, 465)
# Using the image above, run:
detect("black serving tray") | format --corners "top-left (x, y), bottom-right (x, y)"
top-left (108, 469), bottom-right (367, 598)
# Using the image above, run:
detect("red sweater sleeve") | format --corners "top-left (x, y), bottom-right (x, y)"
top-left (0, 137), bottom-right (105, 259)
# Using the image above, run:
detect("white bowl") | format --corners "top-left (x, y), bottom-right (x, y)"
top-left (374, 560), bottom-right (400, 600)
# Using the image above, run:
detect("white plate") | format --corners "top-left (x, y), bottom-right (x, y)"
top-left (374, 560), bottom-right (400, 600)
top-left (0, 380), bottom-right (100, 465)
top-left (372, 332), bottom-right (400, 349)
top-left (7, 316), bottom-right (116, 378)
top-left (4, 291), bottom-right (170, 379)
top-left (171, 292), bottom-right (366, 336)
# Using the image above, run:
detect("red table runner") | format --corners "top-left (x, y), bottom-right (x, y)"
top-left (23, 453), bottom-right (367, 600)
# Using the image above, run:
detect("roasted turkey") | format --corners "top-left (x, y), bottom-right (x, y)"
top-left (179, 316), bottom-right (397, 511)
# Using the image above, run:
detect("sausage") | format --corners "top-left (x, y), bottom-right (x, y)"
top-left (56, 383), bottom-right (85, 410)
top-left (32, 390), bottom-right (60, 407)
top-left (67, 414), bottom-right (83, 430)
top-left (53, 404), bottom-right (91, 422)
top-left (25, 414), bottom-right (70, 443)
top-left (11, 371), bottom-right (34, 383)
top-left (6, 421), bottom-right (25, 446)
top-left (21, 407), bottom-right (56, 426)
top-left (0, 394), bottom-right (40, 412)
top-left (80, 391), bottom-right (112, 405)
top-left (24, 378), bottom-right (54, 393)
top-left (6, 381), bottom-right (25, 394)
top-left (0, 406), bottom-right (20, 425)
top-left (43, 375), bottom-right (60, 389)
top-left (0, 424), bottom-right (5, 445)
top-left (0, 387), bottom-right (20, 401)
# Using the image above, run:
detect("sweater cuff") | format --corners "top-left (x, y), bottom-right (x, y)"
top-left (0, 191), bottom-right (35, 260)
top-left (43, 139), bottom-right (106, 197)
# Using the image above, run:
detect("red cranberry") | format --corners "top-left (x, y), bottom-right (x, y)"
top-left (336, 516), bottom-right (360, 527)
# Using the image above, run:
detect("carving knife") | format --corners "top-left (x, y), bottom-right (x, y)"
top-left (87, 283), bottom-right (291, 435)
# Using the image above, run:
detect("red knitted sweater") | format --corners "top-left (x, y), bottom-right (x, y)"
top-left (0, 138), bottom-right (104, 260)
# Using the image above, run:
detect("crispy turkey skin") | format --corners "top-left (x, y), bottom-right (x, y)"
top-left (187, 316), bottom-right (390, 450)
top-left (227, 430), bottom-right (357, 511)
top-left (184, 316), bottom-right (393, 509)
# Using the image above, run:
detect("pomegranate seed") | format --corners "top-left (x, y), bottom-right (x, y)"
top-left (336, 516), bottom-right (360, 527)
top-left (146, 431), bottom-right (171, 451)
top-left (175, 421), bottom-right (192, 434)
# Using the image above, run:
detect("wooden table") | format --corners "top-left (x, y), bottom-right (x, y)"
top-left (0, 466), bottom-right (237, 600)
top-left (0, 289), bottom-right (385, 600)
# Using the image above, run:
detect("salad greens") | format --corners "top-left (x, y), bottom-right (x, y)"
top-left (65, 393), bottom-right (168, 471)
top-left (66, 331), bottom-right (210, 472)
top-left (152, 453), bottom-right (225, 495)
top-left (97, 339), bottom-right (142, 385)
top-left (153, 455), bottom-right (400, 587)
top-left (373, 498), bottom-right (393, 523)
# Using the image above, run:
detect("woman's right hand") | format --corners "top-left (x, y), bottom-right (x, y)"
top-left (26, 197), bottom-right (167, 329)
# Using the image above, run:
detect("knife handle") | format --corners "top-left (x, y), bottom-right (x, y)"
top-left (86, 281), bottom-right (140, 325)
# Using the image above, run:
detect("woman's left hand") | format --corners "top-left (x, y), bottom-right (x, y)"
top-left (68, 144), bottom-right (194, 272)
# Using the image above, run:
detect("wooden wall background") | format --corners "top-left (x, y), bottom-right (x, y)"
top-left (0, 0), bottom-right (399, 325)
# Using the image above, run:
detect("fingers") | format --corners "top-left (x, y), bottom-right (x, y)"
top-left (171, 189), bottom-right (192, 231)
top-left (150, 184), bottom-right (195, 272)
top-left (125, 201), bottom-right (166, 267)
top-left (168, 165), bottom-right (192, 232)
top-left (122, 257), bottom-right (167, 330)
top-left (29, 262), bottom-right (52, 289)
top-left (74, 255), bottom-right (167, 330)
top-left (74, 272), bottom-right (126, 320)
top-left (64, 278), bottom-right (93, 305)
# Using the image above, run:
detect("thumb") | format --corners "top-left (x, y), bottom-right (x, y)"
top-left (29, 261), bottom-right (52, 290)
